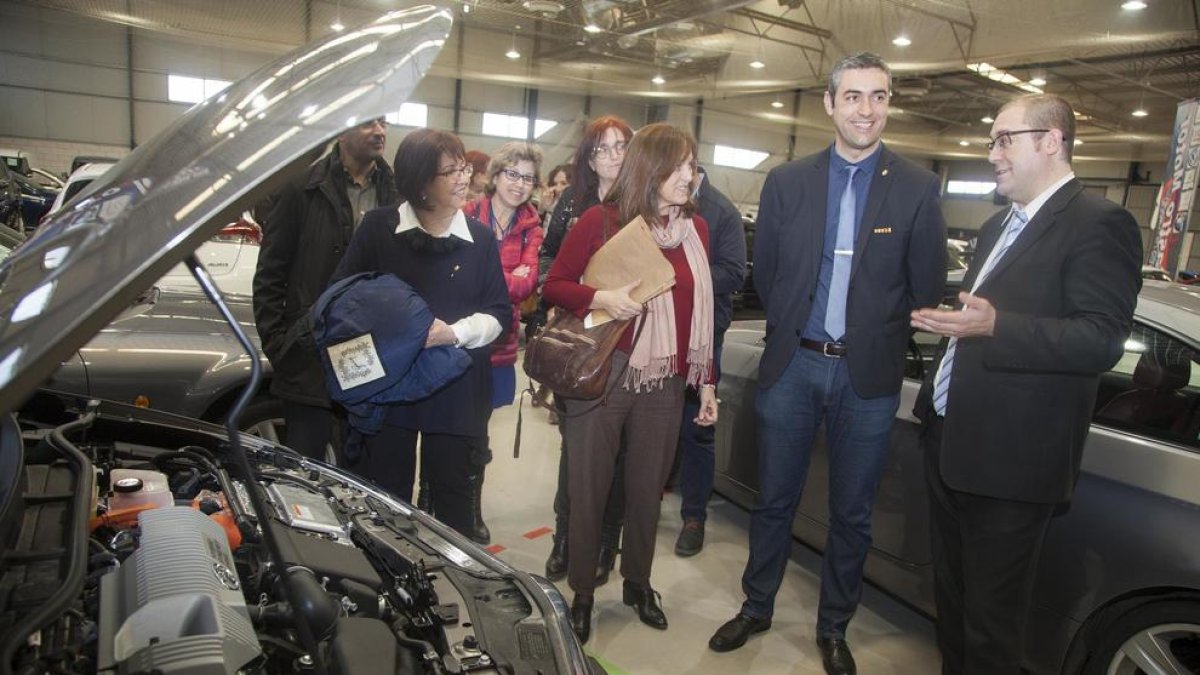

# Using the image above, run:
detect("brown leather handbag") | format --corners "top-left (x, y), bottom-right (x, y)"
top-left (523, 307), bottom-right (632, 400)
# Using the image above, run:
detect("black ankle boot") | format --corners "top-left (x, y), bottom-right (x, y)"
top-left (466, 469), bottom-right (490, 545)
top-left (545, 531), bottom-right (568, 581)
top-left (594, 525), bottom-right (620, 586)
top-left (570, 594), bottom-right (593, 644)
top-left (622, 580), bottom-right (667, 629)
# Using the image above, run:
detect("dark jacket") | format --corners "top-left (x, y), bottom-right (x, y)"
top-left (538, 185), bottom-right (601, 283)
top-left (915, 180), bottom-right (1142, 503)
top-left (253, 146), bottom-right (398, 407)
top-left (332, 205), bottom-right (510, 438)
top-left (754, 144), bottom-right (946, 397)
top-left (695, 173), bottom-right (747, 341)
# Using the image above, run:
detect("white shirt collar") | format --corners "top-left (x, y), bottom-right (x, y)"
top-left (1018, 171), bottom-right (1075, 222)
top-left (394, 201), bottom-right (474, 242)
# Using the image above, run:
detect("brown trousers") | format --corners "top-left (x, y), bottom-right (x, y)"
top-left (562, 352), bottom-right (685, 594)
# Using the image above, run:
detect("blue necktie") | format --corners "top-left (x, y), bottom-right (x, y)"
top-left (932, 208), bottom-right (1029, 415)
top-left (824, 164), bottom-right (859, 341)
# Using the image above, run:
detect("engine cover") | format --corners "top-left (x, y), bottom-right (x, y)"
top-left (97, 507), bottom-right (261, 675)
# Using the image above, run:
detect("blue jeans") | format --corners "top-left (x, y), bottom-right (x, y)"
top-left (741, 347), bottom-right (899, 639)
top-left (678, 342), bottom-right (723, 523)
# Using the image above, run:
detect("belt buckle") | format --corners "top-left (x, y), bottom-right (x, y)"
top-left (823, 341), bottom-right (844, 358)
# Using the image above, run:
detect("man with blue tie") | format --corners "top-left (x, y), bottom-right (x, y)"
top-left (708, 52), bottom-right (946, 675)
top-left (911, 94), bottom-right (1141, 674)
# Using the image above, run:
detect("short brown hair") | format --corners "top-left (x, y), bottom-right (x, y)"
top-left (394, 128), bottom-right (466, 210)
top-left (484, 141), bottom-right (544, 197)
top-left (1000, 94), bottom-right (1076, 162)
top-left (604, 123), bottom-right (697, 227)
top-left (571, 115), bottom-right (634, 198)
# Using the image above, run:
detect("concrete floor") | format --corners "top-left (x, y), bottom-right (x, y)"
top-left (478, 390), bottom-right (941, 675)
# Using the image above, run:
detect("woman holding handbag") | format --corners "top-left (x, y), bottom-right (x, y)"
top-left (542, 123), bottom-right (719, 644)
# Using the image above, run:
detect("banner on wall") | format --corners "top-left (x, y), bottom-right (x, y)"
top-left (1148, 97), bottom-right (1200, 274)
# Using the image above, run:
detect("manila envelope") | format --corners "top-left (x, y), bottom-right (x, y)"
top-left (582, 215), bottom-right (676, 327)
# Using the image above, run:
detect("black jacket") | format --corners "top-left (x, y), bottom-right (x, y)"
top-left (695, 174), bottom-right (747, 341)
top-left (253, 146), bottom-right (398, 407)
top-left (754, 144), bottom-right (947, 396)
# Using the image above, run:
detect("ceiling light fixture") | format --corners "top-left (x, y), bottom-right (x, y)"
top-left (1121, 0), bottom-right (1147, 9)
top-left (584, 23), bottom-right (602, 33)
top-left (1029, 77), bottom-right (1047, 86)
top-left (462, 2), bottom-right (471, 13)
top-left (506, 26), bottom-right (521, 60)
top-left (892, 35), bottom-right (912, 47)
top-left (959, 140), bottom-right (970, 146)
top-left (1132, 108), bottom-right (1149, 117)
top-left (981, 115), bottom-right (995, 123)
top-left (750, 59), bottom-right (765, 69)
top-left (771, 98), bottom-right (784, 109)
top-left (651, 74), bottom-right (666, 85)
top-left (749, 36), bottom-right (766, 69)
top-left (331, 0), bottom-right (344, 31)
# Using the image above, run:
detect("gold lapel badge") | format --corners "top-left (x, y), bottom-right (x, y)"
top-left (873, 226), bottom-right (893, 234)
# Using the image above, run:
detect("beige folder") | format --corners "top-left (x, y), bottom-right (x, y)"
top-left (582, 215), bottom-right (676, 326)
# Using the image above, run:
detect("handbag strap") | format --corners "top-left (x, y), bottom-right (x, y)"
top-left (512, 308), bottom-right (646, 458)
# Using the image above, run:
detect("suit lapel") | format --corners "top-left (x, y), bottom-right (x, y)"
top-left (979, 179), bottom-right (1083, 289)
top-left (962, 210), bottom-right (1007, 292)
top-left (803, 151), bottom-right (831, 277)
top-left (849, 146), bottom-right (893, 283)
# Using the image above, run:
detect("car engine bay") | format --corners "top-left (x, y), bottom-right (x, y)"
top-left (0, 393), bottom-right (573, 675)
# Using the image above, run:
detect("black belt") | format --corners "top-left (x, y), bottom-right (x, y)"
top-left (800, 338), bottom-right (847, 358)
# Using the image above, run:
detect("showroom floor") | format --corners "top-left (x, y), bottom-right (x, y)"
top-left (473, 386), bottom-right (941, 675)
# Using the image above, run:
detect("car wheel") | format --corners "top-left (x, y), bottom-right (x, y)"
top-left (1082, 599), bottom-right (1200, 675)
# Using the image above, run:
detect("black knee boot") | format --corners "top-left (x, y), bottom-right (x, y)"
top-left (466, 469), bottom-right (490, 545)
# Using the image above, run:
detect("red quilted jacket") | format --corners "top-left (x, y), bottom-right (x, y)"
top-left (463, 197), bottom-right (544, 367)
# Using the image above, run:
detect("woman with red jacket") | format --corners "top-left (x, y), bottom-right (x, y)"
top-left (460, 141), bottom-right (544, 543)
top-left (543, 123), bottom-right (719, 643)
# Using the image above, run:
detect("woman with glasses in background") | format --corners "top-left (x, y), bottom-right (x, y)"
top-left (536, 115), bottom-right (635, 587)
top-left (333, 128), bottom-right (510, 539)
top-left (460, 141), bottom-right (545, 544)
top-left (544, 122), bottom-right (718, 643)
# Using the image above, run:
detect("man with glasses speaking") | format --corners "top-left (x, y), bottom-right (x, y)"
top-left (911, 94), bottom-right (1142, 673)
top-left (254, 116), bottom-right (398, 462)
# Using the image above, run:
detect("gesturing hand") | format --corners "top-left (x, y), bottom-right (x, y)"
top-left (910, 292), bottom-right (997, 338)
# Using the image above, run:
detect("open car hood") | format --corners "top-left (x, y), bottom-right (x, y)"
top-left (0, 4), bottom-right (451, 415)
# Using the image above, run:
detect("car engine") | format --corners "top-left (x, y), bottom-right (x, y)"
top-left (0, 394), bottom-right (581, 675)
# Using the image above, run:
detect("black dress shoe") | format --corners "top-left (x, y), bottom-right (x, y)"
top-left (816, 637), bottom-right (857, 675)
top-left (621, 581), bottom-right (667, 629)
top-left (544, 533), bottom-right (567, 581)
top-left (708, 612), bottom-right (772, 652)
top-left (570, 594), bottom-right (593, 644)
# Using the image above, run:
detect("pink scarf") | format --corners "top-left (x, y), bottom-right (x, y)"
top-left (625, 208), bottom-right (714, 391)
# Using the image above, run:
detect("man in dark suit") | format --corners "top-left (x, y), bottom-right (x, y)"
top-left (910, 94), bottom-right (1142, 674)
top-left (708, 52), bottom-right (946, 675)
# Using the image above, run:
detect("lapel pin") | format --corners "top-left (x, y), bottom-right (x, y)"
top-left (451, 264), bottom-right (461, 278)
top-left (881, 168), bottom-right (889, 176)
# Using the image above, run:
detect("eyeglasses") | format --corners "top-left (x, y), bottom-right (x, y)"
top-left (500, 167), bottom-right (537, 186)
top-left (592, 141), bottom-right (628, 159)
top-left (437, 164), bottom-right (474, 179)
top-left (987, 129), bottom-right (1050, 151)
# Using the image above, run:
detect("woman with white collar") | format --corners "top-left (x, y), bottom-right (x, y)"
top-left (333, 128), bottom-right (510, 538)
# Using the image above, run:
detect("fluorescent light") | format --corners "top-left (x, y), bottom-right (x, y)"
top-left (1121, 0), bottom-right (1147, 9)
top-left (892, 36), bottom-right (912, 47)
top-left (749, 59), bottom-right (765, 69)
top-left (947, 180), bottom-right (997, 195)
top-left (1029, 77), bottom-right (1046, 86)
top-left (1132, 108), bottom-right (1149, 117)
top-left (713, 144), bottom-right (769, 170)
top-left (651, 74), bottom-right (665, 85)
top-left (584, 23), bottom-right (602, 33)
top-left (981, 115), bottom-right (994, 123)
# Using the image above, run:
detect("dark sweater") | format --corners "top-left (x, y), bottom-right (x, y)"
top-left (333, 205), bottom-right (510, 436)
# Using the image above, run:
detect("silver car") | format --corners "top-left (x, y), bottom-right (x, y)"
top-left (714, 281), bottom-right (1200, 674)
top-left (0, 7), bottom-right (594, 674)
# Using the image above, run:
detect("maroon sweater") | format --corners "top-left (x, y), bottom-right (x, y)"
top-left (543, 203), bottom-right (710, 380)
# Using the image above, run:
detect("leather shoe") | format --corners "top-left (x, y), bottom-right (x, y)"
top-left (816, 637), bottom-right (857, 675)
top-left (621, 581), bottom-right (667, 629)
top-left (544, 533), bottom-right (567, 581)
top-left (595, 544), bottom-right (617, 586)
top-left (570, 594), bottom-right (593, 644)
top-left (708, 612), bottom-right (771, 652)
top-left (674, 519), bottom-right (705, 557)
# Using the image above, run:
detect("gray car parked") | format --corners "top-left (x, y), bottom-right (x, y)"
top-left (714, 281), bottom-right (1200, 674)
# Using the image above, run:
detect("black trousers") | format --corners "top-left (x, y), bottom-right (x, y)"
top-left (351, 424), bottom-right (479, 537)
top-left (922, 416), bottom-right (1056, 675)
top-left (283, 400), bottom-right (336, 462)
